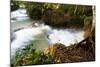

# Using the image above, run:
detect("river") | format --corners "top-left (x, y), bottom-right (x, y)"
top-left (11, 9), bottom-right (85, 56)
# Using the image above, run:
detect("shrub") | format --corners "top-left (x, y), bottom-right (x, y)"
top-left (84, 16), bottom-right (92, 30)
top-left (11, 42), bottom-right (53, 67)
top-left (27, 7), bottom-right (42, 20)
top-left (11, 1), bottom-right (20, 11)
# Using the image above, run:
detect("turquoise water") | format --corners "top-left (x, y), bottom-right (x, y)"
top-left (11, 19), bottom-right (33, 32)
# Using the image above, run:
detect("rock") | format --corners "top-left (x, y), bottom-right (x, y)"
top-left (43, 42), bottom-right (95, 63)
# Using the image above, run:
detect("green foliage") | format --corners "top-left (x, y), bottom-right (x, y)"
top-left (11, 41), bottom-right (53, 67)
top-left (84, 16), bottom-right (92, 25)
top-left (11, 1), bottom-right (20, 11)
top-left (24, 2), bottom-right (44, 20)
top-left (11, 1), bottom-right (93, 28)
top-left (84, 16), bottom-right (92, 30)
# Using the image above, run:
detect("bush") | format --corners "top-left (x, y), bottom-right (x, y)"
top-left (11, 42), bottom-right (53, 67)
top-left (24, 2), bottom-right (43, 20)
top-left (11, 1), bottom-right (19, 11)
top-left (28, 7), bottom-right (42, 20)
top-left (84, 16), bottom-right (92, 30)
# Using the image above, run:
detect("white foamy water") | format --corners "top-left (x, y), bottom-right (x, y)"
top-left (11, 25), bottom-right (52, 56)
top-left (49, 29), bottom-right (84, 46)
top-left (11, 9), bottom-right (29, 23)
top-left (11, 24), bottom-right (84, 56)
top-left (11, 9), bottom-right (27, 19)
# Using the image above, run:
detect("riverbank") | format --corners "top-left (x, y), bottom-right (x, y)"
top-left (11, 30), bottom-right (95, 66)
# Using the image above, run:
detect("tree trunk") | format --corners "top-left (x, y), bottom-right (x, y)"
top-left (74, 5), bottom-right (78, 15)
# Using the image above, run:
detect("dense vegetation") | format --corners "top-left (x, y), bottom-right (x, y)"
top-left (11, 0), bottom-right (20, 11)
top-left (11, 41), bottom-right (54, 67)
top-left (11, 1), bottom-right (93, 28)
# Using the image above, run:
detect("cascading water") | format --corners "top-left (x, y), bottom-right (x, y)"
top-left (11, 9), bottom-right (85, 57)
top-left (11, 23), bottom-right (84, 56)
top-left (49, 28), bottom-right (84, 46)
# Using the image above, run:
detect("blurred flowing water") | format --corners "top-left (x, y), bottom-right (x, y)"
top-left (11, 9), bottom-right (85, 56)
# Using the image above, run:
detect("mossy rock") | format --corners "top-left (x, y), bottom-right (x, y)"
top-left (42, 9), bottom-right (66, 27)
top-left (42, 9), bottom-right (84, 28)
